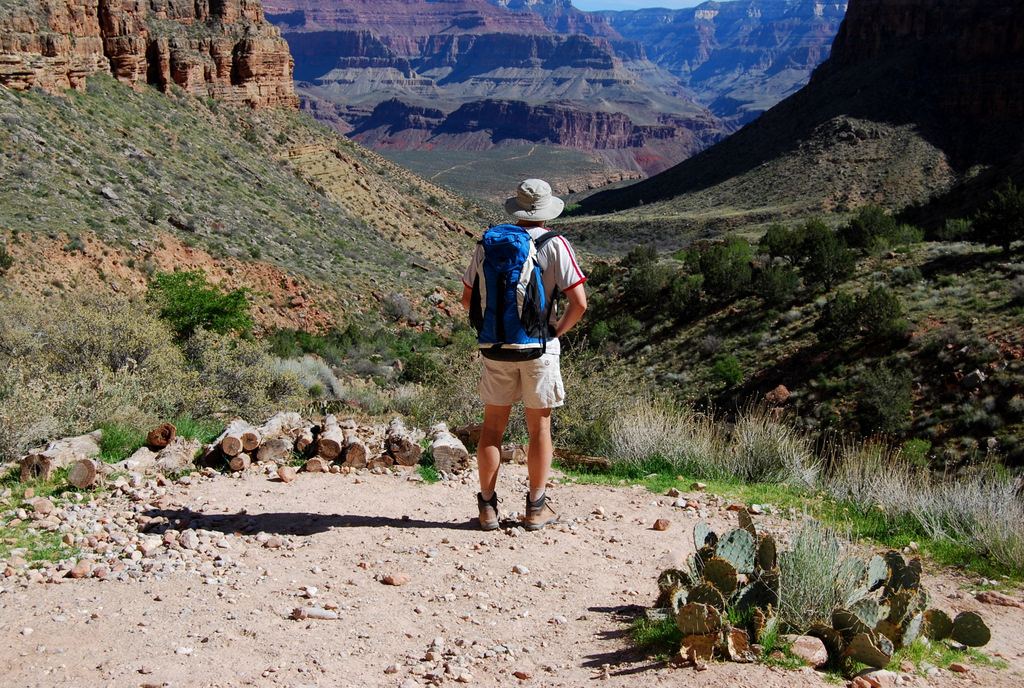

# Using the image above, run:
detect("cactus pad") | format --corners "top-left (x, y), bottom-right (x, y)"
top-left (732, 577), bottom-right (779, 614)
top-left (671, 586), bottom-right (690, 615)
top-left (658, 568), bottom-right (693, 593)
top-left (717, 528), bottom-right (756, 574)
top-left (752, 605), bottom-right (777, 643)
top-left (843, 631), bottom-right (892, 668)
top-left (688, 582), bottom-right (727, 611)
top-left (922, 608), bottom-right (953, 641)
top-left (882, 550), bottom-right (907, 597)
top-left (808, 622), bottom-right (846, 662)
top-left (737, 509), bottom-right (757, 538)
top-left (837, 556), bottom-right (866, 590)
top-left (951, 611), bottom-right (991, 647)
top-left (850, 598), bottom-right (880, 629)
top-left (693, 522), bottom-right (718, 550)
top-left (756, 535), bottom-right (777, 572)
top-left (832, 607), bottom-right (872, 643)
top-left (702, 557), bottom-right (738, 597)
top-left (902, 612), bottom-right (923, 646)
top-left (676, 602), bottom-right (721, 636)
top-left (866, 554), bottom-right (889, 592)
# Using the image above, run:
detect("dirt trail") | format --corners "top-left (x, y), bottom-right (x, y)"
top-left (2, 464), bottom-right (1022, 688)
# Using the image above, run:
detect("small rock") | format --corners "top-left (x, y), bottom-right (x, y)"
top-left (690, 482), bottom-right (707, 491)
top-left (665, 488), bottom-right (682, 498)
top-left (949, 662), bottom-right (971, 673)
top-left (975, 590), bottom-right (1024, 609)
top-left (513, 669), bottom-right (533, 680)
top-left (784, 635), bottom-right (828, 668)
top-left (69, 560), bottom-right (93, 579)
top-left (383, 572), bottom-right (410, 586)
top-left (652, 519), bottom-right (671, 531)
top-left (32, 498), bottom-right (55, 516)
top-left (512, 565), bottom-right (530, 575)
top-left (277, 466), bottom-right (297, 483)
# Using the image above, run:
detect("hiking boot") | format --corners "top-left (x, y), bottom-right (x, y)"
top-left (477, 492), bottom-right (500, 531)
top-left (524, 493), bottom-right (558, 531)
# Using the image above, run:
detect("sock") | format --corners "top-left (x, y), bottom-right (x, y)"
top-left (529, 487), bottom-right (545, 503)
top-left (480, 490), bottom-right (495, 502)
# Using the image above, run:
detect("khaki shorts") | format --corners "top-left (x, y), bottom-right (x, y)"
top-left (479, 354), bottom-right (565, 409)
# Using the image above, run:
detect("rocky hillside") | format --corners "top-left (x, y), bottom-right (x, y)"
top-left (0, 0), bottom-right (297, 108)
top-left (575, 0), bottom-right (1024, 232)
top-left (264, 0), bottom-right (727, 182)
top-left (598, 0), bottom-right (848, 125)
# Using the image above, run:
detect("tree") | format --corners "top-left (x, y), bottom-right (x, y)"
top-left (758, 223), bottom-right (801, 264)
top-left (856, 285), bottom-right (905, 342)
top-left (147, 270), bottom-right (253, 340)
top-left (799, 220), bottom-right (856, 290)
top-left (840, 204), bottom-right (897, 251)
top-left (711, 354), bottom-right (743, 387)
top-left (814, 291), bottom-right (858, 344)
top-left (855, 363), bottom-right (914, 436)
top-left (973, 178), bottom-right (1024, 252)
top-left (753, 264), bottom-right (800, 306)
top-left (688, 237), bottom-right (753, 300)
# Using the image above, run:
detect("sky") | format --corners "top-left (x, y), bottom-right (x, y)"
top-left (572, 0), bottom-right (706, 10)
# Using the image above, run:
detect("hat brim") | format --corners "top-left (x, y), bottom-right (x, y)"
top-left (504, 196), bottom-right (565, 222)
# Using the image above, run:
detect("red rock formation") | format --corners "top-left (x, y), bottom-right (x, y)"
top-left (0, 0), bottom-right (297, 109)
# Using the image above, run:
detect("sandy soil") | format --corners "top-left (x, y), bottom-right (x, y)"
top-left (2, 463), bottom-right (1023, 688)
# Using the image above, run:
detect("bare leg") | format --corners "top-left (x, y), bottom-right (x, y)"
top-left (524, 406), bottom-right (553, 493)
top-left (478, 403), bottom-right (512, 496)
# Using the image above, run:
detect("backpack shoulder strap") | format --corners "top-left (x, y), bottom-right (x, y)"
top-left (532, 231), bottom-right (562, 251)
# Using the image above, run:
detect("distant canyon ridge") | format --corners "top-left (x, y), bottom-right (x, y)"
top-left (263, 0), bottom-right (848, 181)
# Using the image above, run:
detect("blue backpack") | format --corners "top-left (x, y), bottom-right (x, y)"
top-left (469, 224), bottom-right (562, 359)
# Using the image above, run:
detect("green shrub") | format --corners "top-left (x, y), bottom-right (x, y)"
top-left (0, 243), bottom-right (13, 275)
top-left (688, 238), bottom-right (753, 300)
top-left (854, 363), bottom-right (914, 435)
top-left (667, 273), bottom-right (703, 320)
top-left (711, 354), bottom-right (742, 387)
top-left (799, 220), bottom-right (856, 290)
top-left (620, 243), bottom-right (658, 269)
top-left (840, 204), bottom-right (898, 251)
top-left (937, 217), bottom-right (973, 242)
top-left (726, 404), bottom-right (817, 486)
top-left (752, 264), bottom-right (800, 306)
top-left (814, 291), bottom-right (858, 344)
top-left (147, 269), bottom-right (253, 339)
top-left (758, 223), bottom-right (801, 263)
top-left (624, 262), bottom-right (672, 309)
top-left (973, 177), bottom-right (1024, 252)
top-left (856, 285), bottom-right (905, 342)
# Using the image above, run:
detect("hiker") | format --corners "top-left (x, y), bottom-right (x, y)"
top-left (461, 179), bottom-right (587, 531)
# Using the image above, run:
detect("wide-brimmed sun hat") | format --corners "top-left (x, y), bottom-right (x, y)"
top-left (504, 178), bottom-right (565, 222)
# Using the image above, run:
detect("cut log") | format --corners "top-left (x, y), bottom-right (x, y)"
top-left (155, 437), bottom-right (200, 474)
top-left (229, 453), bottom-right (252, 472)
top-left (196, 444), bottom-right (223, 469)
top-left (367, 455), bottom-right (395, 470)
top-left (68, 458), bottom-right (108, 489)
top-left (146, 423), bottom-right (177, 449)
top-left (429, 424), bottom-right (471, 474)
top-left (256, 412), bottom-right (305, 442)
top-left (20, 430), bottom-right (103, 482)
top-left (552, 448), bottom-right (611, 471)
top-left (305, 456), bottom-right (330, 473)
top-left (386, 418), bottom-right (424, 466)
top-left (112, 446), bottom-right (159, 474)
top-left (295, 422), bottom-right (315, 453)
top-left (342, 434), bottom-right (369, 468)
top-left (214, 419), bottom-right (260, 457)
top-left (257, 438), bottom-right (294, 465)
top-left (315, 415), bottom-right (344, 461)
top-left (453, 423), bottom-right (483, 448)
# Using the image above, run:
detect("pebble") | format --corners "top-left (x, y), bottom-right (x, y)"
top-left (512, 565), bottom-right (529, 575)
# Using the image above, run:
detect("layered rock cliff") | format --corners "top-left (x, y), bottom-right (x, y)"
top-left (0, 0), bottom-right (297, 108)
top-left (579, 0), bottom-right (1024, 219)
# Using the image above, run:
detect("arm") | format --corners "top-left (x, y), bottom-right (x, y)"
top-left (554, 283), bottom-right (587, 337)
top-left (461, 283), bottom-right (473, 312)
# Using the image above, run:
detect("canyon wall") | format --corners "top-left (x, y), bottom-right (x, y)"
top-left (0, 0), bottom-right (297, 108)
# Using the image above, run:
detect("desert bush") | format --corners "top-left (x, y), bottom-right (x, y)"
top-left (624, 262), bottom-right (673, 309)
top-left (181, 330), bottom-right (303, 419)
top-left (973, 177), bottom-right (1024, 252)
top-left (1010, 276), bottom-right (1024, 307)
top-left (752, 263), bottom-right (800, 306)
top-left (687, 238), bottom-right (753, 300)
top-left (273, 355), bottom-right (345, 398)
top-left (725, 404), bottom-right (818, 486)
top-left (0, 243), bottom-right (13, 275)
top-left (799, 220), bottom-right (856, 290)
top-left (840, 204), bottom-right (898, 251)
top-left (814, 291), bottom-right (858, 344)
top-left (620, 243), bottom-right (658, 269)
top-left (758, 222), bottom-right (801, 263)
top-left (777, 518), bottom-right (856, 631)
top-left (667, 273), bottom-right (703, 320)
top-left (936, 217), bottom-right (973, 242)
top-left (711, 354), bottom-right (742, 387)
top-left (147, 269), bottom-right (253, 339)
top-left (856, 285), bottom-right (905, 342)
top-left (383, 291), bottom-right (416, 322)
top-left (854, 363), bottom-right (914, 435)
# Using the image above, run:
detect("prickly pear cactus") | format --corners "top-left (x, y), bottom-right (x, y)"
top-left (902, 612), bottom-right (924, 646)
top-left (676, 602), bottom-right (721, 636)
top-left (737, 509), bottom-right (757, 538)
top-left (688, 582), bottom-right (727, 611)
top-left (670, 587), bottom-right (691, 615)
top-left (832, 607), bottom-right (872, 643)
top-left (837, 556), bottom-right (866, 592)
top-left (716, 528), bottom-right (755, 574)
top-left (950, 611), bottom-right (991, 647)
top-left (656, 568), bottom-right (692, 608)
top-left (756, 535), bottom-right (777, 572)
top-left (751, 605), bottom-right (777, 643)
top-left (850, 598), bottom-right (880, 629)
top-left (694, 522), bottom-right (718, 550)
top-left (843, 631), bottom-right (892, 668)
top-left (866, 553), bottom-right (888, 592)
top-left (809, 622), bottom-right (846, 662)
top-left (922, 608), bottom-right (953, 641)
top-left (702, 557), bottom-right (738, 597)
top-left (732, 577), bottom-right (778, 614)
